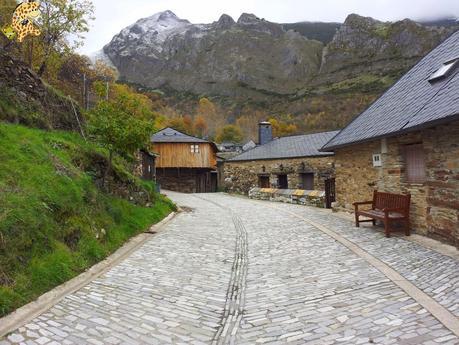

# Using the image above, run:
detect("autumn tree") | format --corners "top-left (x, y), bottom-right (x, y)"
top-left (194, 115), bottom-right (208, 138)
top-left (236, 110), bottom-right (268, 141)
top-left (268, 118), bottom-right (298, 137)
top-left (216, 125), bottom-right (243, 144)
top-left (93, 83), bottom-right (157, 123)
top-left (197, 97), bottom-right (225, 136)
top-left (183, 114), bottom-right (194, 135)
top-left (37, 0), bottom-right (95, 76)
top-left (88, 101), bottom-right (153, 184)
top-left (167, 117), bottom-right (189, 134)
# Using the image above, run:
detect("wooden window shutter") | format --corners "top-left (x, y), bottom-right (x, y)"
top-left (405, 144), bottom-right (426, 183)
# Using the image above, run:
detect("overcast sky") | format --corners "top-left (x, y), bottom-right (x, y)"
top-left (79, 0), bottom-right (459, 54)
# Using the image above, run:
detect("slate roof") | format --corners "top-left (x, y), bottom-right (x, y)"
top-left (322, 30), bottom-right (459, 151)
top-left (151, 127), bottom-right (210, 144)
top-left (229, 131), bottom-right (338, 162)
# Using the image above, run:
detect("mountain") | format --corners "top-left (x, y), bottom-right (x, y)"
top-left (102, 12), bottom-right (456, 101)
top-left (317, 14), bottom-right (455, 83)
top-left (104, 11), bottom-right (324, 98)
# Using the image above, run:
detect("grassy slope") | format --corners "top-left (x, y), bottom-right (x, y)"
top-left (0, 123), bottom-right (175, 317)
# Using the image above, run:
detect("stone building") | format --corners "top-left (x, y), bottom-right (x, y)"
top-left (321, 30), bottom-right (459, 247)
top-left (224, 122), bottom-right (337, 194)
top-left (150, 128), bottom-right (218, 193)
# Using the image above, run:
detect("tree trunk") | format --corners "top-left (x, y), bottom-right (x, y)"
top-left (37, 60), bottom-right (47, 77)
top-left (104, 150), bottom-right (113, 191)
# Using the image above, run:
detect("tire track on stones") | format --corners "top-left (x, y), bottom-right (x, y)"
top-left (193, 195), bottom-right (249, 345)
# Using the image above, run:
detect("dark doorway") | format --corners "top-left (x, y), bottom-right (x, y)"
top-left (211, 172), bottom-right (218, 192)
top-left (301, 173), bottom-right (314, 190)
top-left (141, 151), bottom-right (156, 180)
top-left (325, 178), bottom-right (336, 209)
top-left (277, 174), bottom-right (288, 189)
top-left (258, 175), bottom-right (270, 188)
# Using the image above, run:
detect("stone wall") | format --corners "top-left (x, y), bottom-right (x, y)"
top-left (223, 156), bottom-right (335, 194)
top-left (249, 188), bottom-right (326, 208)
top-left (334, 120), bottom-right (459, 247)
top-left (0, 52), bottom-right (83, 131)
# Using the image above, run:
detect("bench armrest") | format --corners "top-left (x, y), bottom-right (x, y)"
top-left (353, 201), bottom-right (373, 206)
top-left (353, 201), bottom-right (373, 212)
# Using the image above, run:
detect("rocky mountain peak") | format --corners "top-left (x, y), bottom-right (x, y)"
top-left (236, 13), bottom-right (285, 37)
top-left (237, 13), bottom-right (262, 25)
top-left (216, 14), bottom-right (235, 29)
top-left (102, 12), bottom-right (455, 100)
top-left (157, 10), bottom-right (178, 20)
top-left (343, 13), bottom-right (382, 28)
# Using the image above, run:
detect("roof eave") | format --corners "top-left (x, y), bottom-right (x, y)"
top-left (228, 153), bottom-right (335, 162)
top-left (321, 113), bottom-right (459, 151)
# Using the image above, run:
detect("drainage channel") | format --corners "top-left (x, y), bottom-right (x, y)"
top-left (193, 195), bottom-right (249, 345)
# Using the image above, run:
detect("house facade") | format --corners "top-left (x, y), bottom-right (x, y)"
top-left (322, 31), bottom-right (459, 247)
top-left (224, 122), bottom-right (337, 194)
top-left (150, 128), bottom-right (218, 193)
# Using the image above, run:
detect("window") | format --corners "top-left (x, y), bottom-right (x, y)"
top-left (277, 175), bottom-right (288, 189)
top-left (405, 144), bottom-right (426, 184)
top-left (258, 176), bottom-right (270, 188)
top-left (301, 173), bottom-right (314, 190)
top-left (429, 58), bottom-right (459, 83)
top-left (373, 154), bottom-right (382, 167)
top-left (190, 144), bottom-right (200, 153)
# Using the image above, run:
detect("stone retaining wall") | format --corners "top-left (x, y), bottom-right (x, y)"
top-left (249, 188), bottom-right (326, 208)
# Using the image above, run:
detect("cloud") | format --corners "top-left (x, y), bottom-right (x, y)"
top-left (79, 0), bottom-right (459, 54)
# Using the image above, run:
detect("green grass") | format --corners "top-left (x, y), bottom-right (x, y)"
top-left (0, 123), bottom-right (175, 317)
top-left (318, 74), bottom-right (395, 94)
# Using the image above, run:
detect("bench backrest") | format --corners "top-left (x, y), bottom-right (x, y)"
top-left (373, 191), bottom-right (411, 212)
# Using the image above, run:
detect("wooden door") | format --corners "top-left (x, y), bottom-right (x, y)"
top-left (325, 178), bottom-right (336, 209)
top-left (258, 176), bottom-right (270, 188)
top-left (301, 173), bottom-right (314, 190)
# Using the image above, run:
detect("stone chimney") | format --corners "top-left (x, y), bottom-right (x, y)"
top-left (258, 121), bottom-right (273, 146)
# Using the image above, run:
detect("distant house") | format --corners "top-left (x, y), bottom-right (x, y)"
top-left (217, 142), bottom-right (243, 153)
top-left (224, 121), bottom-right (337, 194)
top-left (321, 31), bottom-right (459, 246)
top-left (138, 149), bottom-right (158, 181)
top-left (150, 128), bottom-right (218, 193)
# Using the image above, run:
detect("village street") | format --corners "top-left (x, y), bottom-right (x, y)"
top-left (2, 192), bottom-right (459, 345)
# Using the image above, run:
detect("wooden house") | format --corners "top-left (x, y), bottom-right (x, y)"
top-left (321, 30), bottom-right (459, 247)
top-left (150, 128), bottom-right (218, 193)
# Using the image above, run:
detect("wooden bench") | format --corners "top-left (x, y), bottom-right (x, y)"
top-left (353, 191), bottom-right (411, 238)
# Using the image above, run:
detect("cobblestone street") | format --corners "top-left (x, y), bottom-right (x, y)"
top-left (1, 192), bottom-right (459, 345)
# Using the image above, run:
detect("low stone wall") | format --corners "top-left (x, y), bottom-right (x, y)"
top-left (249, 188), bottom-right (326, 208)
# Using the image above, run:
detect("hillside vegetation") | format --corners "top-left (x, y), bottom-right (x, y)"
top-left (0, 123), bottom-right (174, 317)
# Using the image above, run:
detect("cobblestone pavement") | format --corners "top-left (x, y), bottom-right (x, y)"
top-left (1, 193), bottom-right (459, 345)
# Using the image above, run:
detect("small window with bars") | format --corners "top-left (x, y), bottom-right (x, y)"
top-left (190, 144), bottom-right (200, 153)
top-left (404, 144), bottom-right (426, 184)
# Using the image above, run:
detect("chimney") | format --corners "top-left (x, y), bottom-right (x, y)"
top-left (258, 121), bottom-right (273, 146)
